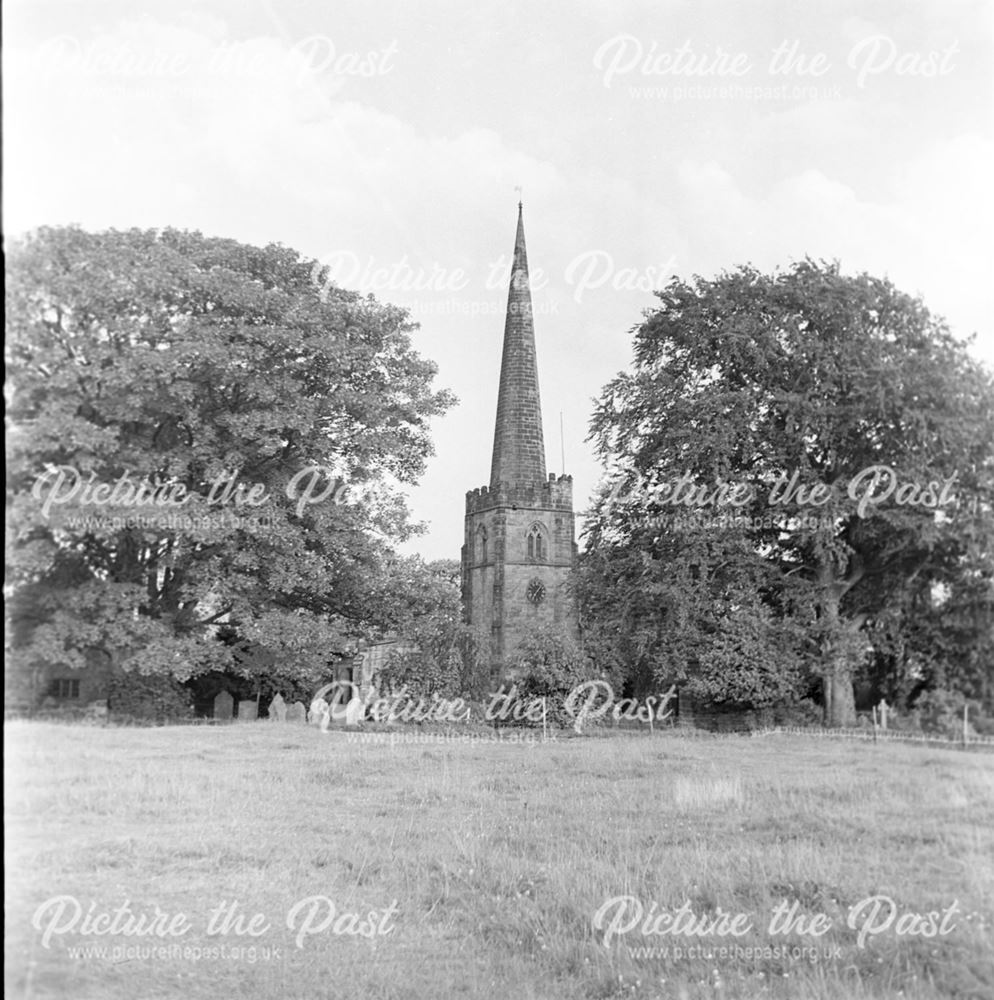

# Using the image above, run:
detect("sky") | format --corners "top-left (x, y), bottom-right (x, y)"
top-left (5, 0), bottom-right (993, 560)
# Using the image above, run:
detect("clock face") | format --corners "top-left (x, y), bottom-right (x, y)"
top-left (526, 579), bottom-right (546, 605)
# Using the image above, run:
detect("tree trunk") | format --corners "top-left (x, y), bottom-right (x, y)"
top-left (818, 578), bottom-right (859, 728)
top-left (822, 663), bottom-right (856, 728)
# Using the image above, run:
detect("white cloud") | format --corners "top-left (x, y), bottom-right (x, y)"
top-left (668, 142), bottom-right (992, 358)
top-left (4, 4), bottom-right (990, 560)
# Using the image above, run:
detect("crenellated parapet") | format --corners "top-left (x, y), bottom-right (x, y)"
top-left (466, 473), bottom-right (573, 514)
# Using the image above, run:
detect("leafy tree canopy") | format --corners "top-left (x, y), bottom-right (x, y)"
top-left (6, 226), bottom-right (456, 687)
top-left (582, 260), bottom-right (994, 725)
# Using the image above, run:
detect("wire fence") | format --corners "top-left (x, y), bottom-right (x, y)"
top-left (748, 725), bottom-right (994, 751)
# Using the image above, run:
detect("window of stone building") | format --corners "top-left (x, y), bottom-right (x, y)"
top-left (49, 678), bottom-right (80, 699)
top-left (526, 524), bottom-right (546, 561)
top-left (476, 526), bottom-right (488, 563)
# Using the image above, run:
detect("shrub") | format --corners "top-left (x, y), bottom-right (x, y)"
top-left (887, 709), bottom-right (923, 733)
top-left (913, 688), bottom-right (971, 737)
top-left (772, 699), bottom-right (822, 728)
top-left (506, 626), bottom-right (594, 728)
top-left (972, 715), bottom-right (994, 737)
top-left (108, 671), bottom-right (194, 723)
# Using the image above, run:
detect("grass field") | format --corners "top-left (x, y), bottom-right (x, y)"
top-left (5, 721), bottom-right (993, 1000)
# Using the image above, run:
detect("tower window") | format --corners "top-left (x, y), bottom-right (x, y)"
top-left (476, 526), bottom-right (488, 564)
top-left (526, 524), bottom-right (546, 562)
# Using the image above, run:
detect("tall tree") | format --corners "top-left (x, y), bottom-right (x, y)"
top-left (863, 561), bottom-right (994, 713)
top-left (586, 260), bottom-right (993, 726)
top-left (6, 226), bottom-right (455, 690)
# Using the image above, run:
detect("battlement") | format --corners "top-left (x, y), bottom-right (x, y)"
top-left (465, 473), bottom-right (573, 514)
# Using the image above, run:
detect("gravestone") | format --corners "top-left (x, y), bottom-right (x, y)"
top-left (878, 699), bottom-right (889, 731)
top-left (287, 701), bottom-right (306, 723)
top-left (309, 697), bottom-right (329, 726)
top-left (214, 690), bottom-right (234, 720)
top-left (344, 696), bottom-right (364, 727)
top-left (238, 700), bottom-right (258, 721)
top-left (269, 693), bottom-right (287, 722)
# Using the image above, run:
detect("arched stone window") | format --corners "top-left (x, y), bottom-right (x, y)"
top-left (526, 523), bottom-right (546, 562)
top-left (476, 526), bottom-right (488, 564)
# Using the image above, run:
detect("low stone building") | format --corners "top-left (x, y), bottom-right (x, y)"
top-left (5, 648), bottom-right (113, 715)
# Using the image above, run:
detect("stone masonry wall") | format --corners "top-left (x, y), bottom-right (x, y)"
top-left (463, 474), bottom-right (578, 668)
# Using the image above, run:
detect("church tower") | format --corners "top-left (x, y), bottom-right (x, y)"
top-left (461, 204), bottom-right (578, 674)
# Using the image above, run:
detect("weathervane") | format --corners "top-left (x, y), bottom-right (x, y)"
top-left (514, 184), bottom-right (523, 206)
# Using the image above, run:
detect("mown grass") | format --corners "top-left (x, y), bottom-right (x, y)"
top-left (4, 721), bottom-right (993, 1000)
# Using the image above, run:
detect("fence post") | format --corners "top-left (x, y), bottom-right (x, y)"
top-left (542, 697), bottom-right (548, 743)
top-left (963, 704), bottom-right (969, 748)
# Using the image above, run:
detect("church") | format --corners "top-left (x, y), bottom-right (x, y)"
top-left (9, 204), bottom-right (581, 716)
top-left (461, 204), bottom-right (579, 673)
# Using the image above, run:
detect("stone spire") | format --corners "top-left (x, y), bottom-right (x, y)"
top-left (489, 203), bottom-right (547, 488)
